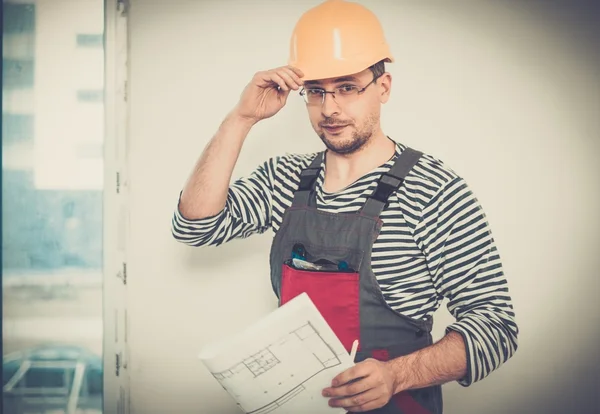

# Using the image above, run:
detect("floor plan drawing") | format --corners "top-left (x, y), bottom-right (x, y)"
top-left (212, 322), bottom-right (343, 412)
top-left (214, 347), bottom-right (281, 381)
top-left (198, 293), bottom-right (354, 414)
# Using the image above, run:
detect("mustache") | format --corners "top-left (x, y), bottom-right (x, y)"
top-left (320, 120), bottom-right (352, 127)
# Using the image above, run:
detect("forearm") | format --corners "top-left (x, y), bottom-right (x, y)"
top-left (179, 109), bottom-right (256, 220)
top-left (388, 330), bottom-right (467, 393)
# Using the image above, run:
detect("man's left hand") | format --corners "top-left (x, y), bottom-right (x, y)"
top-left (322, 358), bottom-right (398, 412)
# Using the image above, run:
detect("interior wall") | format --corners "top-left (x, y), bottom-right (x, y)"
top-left (125, 1), bottom-right (600, 413)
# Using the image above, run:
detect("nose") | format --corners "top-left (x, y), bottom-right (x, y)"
top-left (320, 92), bottom-right (341, 118)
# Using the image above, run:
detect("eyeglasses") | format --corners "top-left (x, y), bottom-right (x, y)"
top-left (299, 75), bottom-right (381, 106)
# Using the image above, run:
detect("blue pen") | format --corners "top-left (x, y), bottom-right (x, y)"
top-left (292, 243), bottom-right (306, 260)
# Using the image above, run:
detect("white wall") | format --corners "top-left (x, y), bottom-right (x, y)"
top-left (125, 1), bottom-right (600, 413)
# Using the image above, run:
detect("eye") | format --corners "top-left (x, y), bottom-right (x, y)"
top-left (337, 85), bottom-right (358, 94)
top-left (306, 89), bottom-right (324, 96)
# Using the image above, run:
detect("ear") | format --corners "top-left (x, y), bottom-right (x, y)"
top-left (378, 73), bottom-right (392, 104)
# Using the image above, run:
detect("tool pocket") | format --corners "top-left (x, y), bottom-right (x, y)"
top-left (279, 243), bottom-right (363, 352)
top-left (284, 242), bottom-right (364, 273)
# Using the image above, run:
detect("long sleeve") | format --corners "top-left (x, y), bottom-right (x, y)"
top-left (413, 176), bottom-right (519, 386)
top-left (171, 157), bottom-right (278, 247)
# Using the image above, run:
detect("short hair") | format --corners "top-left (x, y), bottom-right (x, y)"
top-left (368, 59), bottom-right (386, 78)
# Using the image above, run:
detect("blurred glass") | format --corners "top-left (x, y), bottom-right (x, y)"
top-left (2, 1), bottom-right (105, 413)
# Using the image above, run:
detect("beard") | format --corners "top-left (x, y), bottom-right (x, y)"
top-left (318, 113), bottom-right (378, 155)
top-left (319, 130), bottom-right (370, 154)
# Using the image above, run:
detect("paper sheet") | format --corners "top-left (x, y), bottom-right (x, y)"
top-left (198, 293), bottom-right (354, 414)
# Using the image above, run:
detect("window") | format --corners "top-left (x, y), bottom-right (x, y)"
top-left (2, 360), bottom-right (21, 387)
top-left (2, 58), bottom-right (34, 88)
top-left (23, 367), bottom-right (74, 389)
top-left (2, 114), bottom-right (34, 144)
top-left (77, 33), bottom-right (103, 48)
top-left (77, 89), bottom-right (104, 103)
top-left (86, 367), bottom-right (103, 396)
top-left (2, 1), bottom-right (105, 413)
top-left (3, 3), bottom-right (35, 34)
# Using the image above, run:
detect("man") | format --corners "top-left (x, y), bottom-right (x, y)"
top-left (172, 0), bottom-right (518, 412)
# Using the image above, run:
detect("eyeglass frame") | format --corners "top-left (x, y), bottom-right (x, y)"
top-left (298, 73), bottom-right (383, 105)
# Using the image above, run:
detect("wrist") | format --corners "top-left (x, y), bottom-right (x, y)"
top-left (386, 354), bottom-right (419, 394)
top-left (229, 108), bottom-right (258, 129)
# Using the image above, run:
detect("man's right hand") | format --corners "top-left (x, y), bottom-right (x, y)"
top-left (233, 66), bottom-right (305, 125)
top-left (177, 66), bottom-right (304, 221)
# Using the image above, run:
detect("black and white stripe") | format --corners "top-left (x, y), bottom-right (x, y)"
top-left (172, 141), bottom-right (518, 386)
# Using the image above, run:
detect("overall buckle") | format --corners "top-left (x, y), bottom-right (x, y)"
top-left (370, 173), bottom-right (403, 203)
top-left (298, 168), bottom-right (319, 191)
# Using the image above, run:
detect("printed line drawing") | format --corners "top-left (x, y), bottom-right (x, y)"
top-left (198, 293), bottom-right (354, 413)
top-left (251, 385), bottom-right (305, 414)
top-left (215, 348), bottom-right (280, 380)
top-left (212, 322), bottom-right (343, 413)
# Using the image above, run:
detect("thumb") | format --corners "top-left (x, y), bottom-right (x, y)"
top-left (279, 87), bottom-right (292, 105)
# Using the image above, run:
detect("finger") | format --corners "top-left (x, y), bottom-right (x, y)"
top-left (331, 362), bottom-right (373, 387)
top-left (266, 72), bottom-right (290, 92)
top-left (285, 65), bottom-right (304, 79)
top-left (255, 70), bottom-right (289, 91)
top-left (274, 70), bottom-right (300, 91)
top-left (323, 375), bottom-right (378, 398)
top-left (279, 67), bottom-right (304, 88)
top-left (345, 396), bottom-right (389, 413)
top-left (328, 388), bottom-right (382, 411)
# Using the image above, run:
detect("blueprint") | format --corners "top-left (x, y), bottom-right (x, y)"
top-left (197, 293), bottom-right (354, 414)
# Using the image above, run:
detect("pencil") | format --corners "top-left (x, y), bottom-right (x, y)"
top-left (350, 340), bottom-right (359, 362)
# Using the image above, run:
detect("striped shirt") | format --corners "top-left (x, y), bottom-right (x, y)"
top-left (172, 140), bottom-right (518, 387)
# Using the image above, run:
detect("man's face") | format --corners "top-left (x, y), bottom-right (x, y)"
top-left (302, 68), bottom-right (391, 155)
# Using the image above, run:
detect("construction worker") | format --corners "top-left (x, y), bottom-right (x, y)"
top-left (172, 0), bottom-right (518, 412)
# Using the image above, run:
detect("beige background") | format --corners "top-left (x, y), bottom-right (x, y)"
top-left (125, 1), bottom-right (600, 413)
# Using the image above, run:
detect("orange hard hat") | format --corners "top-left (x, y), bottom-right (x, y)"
top-left (288, 0), bottom-right (394, 81)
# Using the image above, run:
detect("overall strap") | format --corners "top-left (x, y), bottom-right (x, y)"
top-left (291, 152), bottom-right (324, 208)
top-left (361, 147), bottom-right (423, 218)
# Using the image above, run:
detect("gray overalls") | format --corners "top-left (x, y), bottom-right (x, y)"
top-left (270, 147), bottom-right (443, 414)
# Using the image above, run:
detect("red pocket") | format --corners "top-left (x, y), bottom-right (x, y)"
top-left (280, 264), bottom-right (360, 353)
top-left (372, 349), bottom-right (389, 361)
top-left (392, 393), bottom-right (432, 414)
